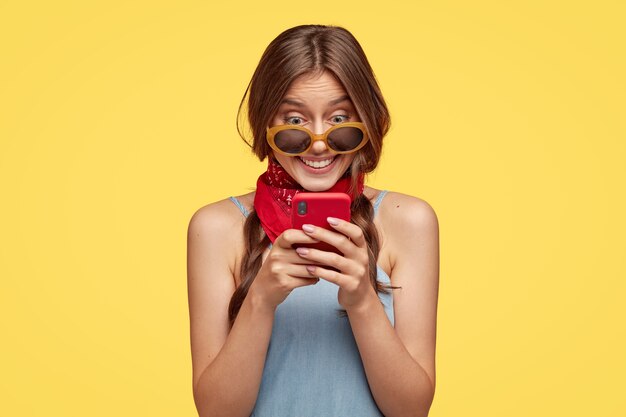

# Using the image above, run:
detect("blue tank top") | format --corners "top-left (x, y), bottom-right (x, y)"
top-left (229, 191), bottom-right (394, 417)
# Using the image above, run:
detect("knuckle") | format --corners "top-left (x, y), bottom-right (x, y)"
top-left (275, 233), bottom-right (288, 246)
top-left (270, 263), bottom-right (283, 275)
top-left (278, 279), bottom-right (291, 292)
top-left (282, 229), bottom-right (296, 242)
top-left (356, 265), bottom-right (367, 277)
top-left (356, 248), bottom-right (368, 263)
top-left (269, 251), bottom-right (282, 262)
top-left (347, 280), bottom-right (359, 293)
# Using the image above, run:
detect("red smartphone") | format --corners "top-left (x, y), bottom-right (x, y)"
top-left (291, 192), bottom-right (351, 255)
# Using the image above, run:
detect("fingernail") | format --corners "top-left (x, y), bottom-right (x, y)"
top-left (327, 217), bottom-right (339, 226)
top-left (306, 265), bottom-right (316, 273)
top-left (302, 224), bottom-right (315, 233)
top-left (296, 247), bottom-right (309, 255)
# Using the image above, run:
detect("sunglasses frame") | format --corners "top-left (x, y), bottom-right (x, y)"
top-left (266, 121), bottom-right (369, 156)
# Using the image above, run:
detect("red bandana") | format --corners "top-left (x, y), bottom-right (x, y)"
top-left (253, 158), bottom-right (364, 243)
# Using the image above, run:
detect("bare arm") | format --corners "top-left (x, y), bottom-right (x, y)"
top-left (187, 201), bottom-right (321, 417)
top-left (187, 203), bottom-right (274, 417)
top-left (348, 196), bottom-right (439, 417)
top-left (296, 194), bottom-right (439, 417)
top-left (192, 291), bottom-right (276, 417)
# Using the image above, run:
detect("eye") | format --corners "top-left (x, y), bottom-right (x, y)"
top-left (283, 116), bottom-right (305, 125)
top-left (331, 115), bottom-right (350, 124)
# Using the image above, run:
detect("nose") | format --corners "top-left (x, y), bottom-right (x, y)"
top-left (310, 138), bottom-right (328, 154)
top-left (309, 122), bottom-right (331, 154)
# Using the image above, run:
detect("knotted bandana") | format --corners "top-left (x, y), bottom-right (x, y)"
top-left (253, 158), bottom-right (364, 242)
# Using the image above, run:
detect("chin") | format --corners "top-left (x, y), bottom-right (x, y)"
top-left (294, 169), bottom-right (351, 192)
top-left (298, 179), bottom-right (339, 192)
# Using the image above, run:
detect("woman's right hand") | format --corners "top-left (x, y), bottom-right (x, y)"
top-left (248, 229), bottom-right (324, 311)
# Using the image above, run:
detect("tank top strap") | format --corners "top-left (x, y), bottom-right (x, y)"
top-left (228, 196), bottom-right (250, 218)
top-left (229, 196), bottom-right (274, 250)
top-left (373, 190), bottom-right (388, 218)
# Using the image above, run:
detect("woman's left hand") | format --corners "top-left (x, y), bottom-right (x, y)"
top-left (295, 217), bottom-right (377, 311)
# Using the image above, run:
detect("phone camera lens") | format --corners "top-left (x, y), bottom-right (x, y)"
top-left (297, 201), bottom-right (307, 215)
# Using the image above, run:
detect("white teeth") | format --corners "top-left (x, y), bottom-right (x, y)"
top-left (300, 157), bottom-right (334, 169)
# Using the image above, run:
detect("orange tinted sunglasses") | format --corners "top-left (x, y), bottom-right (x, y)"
top-left (266, 122), bottom-right (369, 156)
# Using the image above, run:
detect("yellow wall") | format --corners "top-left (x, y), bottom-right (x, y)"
top-left (1, 1), bottom-right (624, 415)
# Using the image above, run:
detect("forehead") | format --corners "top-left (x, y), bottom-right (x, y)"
top-left (281, 71), bottom-right (351, 104)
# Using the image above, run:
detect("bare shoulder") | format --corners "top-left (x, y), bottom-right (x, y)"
top-left (377, 191), bottom-right (439, 234)
top-left (187, 195), bottom-right (251, 278)
top-left (189, 191), bottom-right (255, 232)
top-left (376, 191), bottom-right (439, 266)
top-left (188, 196), bottom-right (248, 234)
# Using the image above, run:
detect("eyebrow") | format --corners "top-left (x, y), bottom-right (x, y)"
top-left (280, 95), bottom-right (351, 107)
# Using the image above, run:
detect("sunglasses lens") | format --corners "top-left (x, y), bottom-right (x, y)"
top-left (327, 126), bottom-right (364, 152)
top-left (274, 129), bottom-right (311, 154)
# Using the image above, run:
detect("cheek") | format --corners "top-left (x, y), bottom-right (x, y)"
top-left (273, 153), bottom-right (295, 170)
top-left (341, 154), bottom-right (356, 167)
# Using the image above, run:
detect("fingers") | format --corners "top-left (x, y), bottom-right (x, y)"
top-left (304, 264), bottom-right (344, 287)
top-left (296, 246), bottom-right (350, 272)
top-left (265, 230), bottom-right (327, 292)
top-left (300, 220), bottom-right (366, 258)
top-left (274, 228), bottom-right (320, 249)
top-left (295, 244), bottom-right (368, 279)
top-left (267, 246), bottom-right (327, 266)
top-left (325, 217), bottom-right (367, 247)
top-left (269, 262), bottom-right (324, 279)
top-left (290, 275), bottom-right (320, 288)
top-left (274, 264), bottom-right (321, 289)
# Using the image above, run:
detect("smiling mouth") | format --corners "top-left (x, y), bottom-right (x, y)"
top-left (299, 156), bottom-right (336, 169)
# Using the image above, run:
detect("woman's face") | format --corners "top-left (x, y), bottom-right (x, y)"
top-left (269, 70), bottom-right (360, 192)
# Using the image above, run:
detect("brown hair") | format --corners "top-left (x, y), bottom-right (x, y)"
top-left (229, 24), bottom-right (398, 325)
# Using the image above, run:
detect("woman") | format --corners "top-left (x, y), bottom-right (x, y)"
top-left (187, 24), bottom-right (439, 417)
